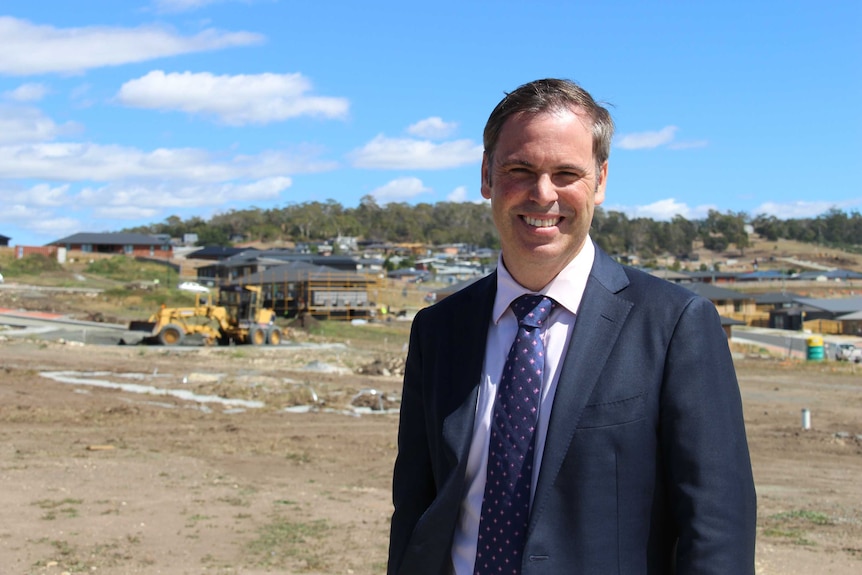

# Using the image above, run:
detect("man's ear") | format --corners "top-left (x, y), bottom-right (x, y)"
top-left (481, 154), bottom-right (492, 199)
top-left (594, 160), bottom-right (608, 205)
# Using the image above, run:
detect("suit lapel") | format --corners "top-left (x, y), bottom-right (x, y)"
top-left (530, 249), bottom-right (633, 525)
top-left (442, 273), bottom-right (497, 465)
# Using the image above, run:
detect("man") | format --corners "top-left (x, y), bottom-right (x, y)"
top-left (388, 78), bottom-right (756, 575)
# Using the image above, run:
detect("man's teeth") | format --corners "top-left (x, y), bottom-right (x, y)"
top-left (524, 216), bottom-right (560, 227)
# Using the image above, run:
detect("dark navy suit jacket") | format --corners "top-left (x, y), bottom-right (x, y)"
top-left (388, 245), bottom-right (756, 575)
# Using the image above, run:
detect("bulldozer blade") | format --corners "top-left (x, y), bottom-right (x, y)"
top-left (128, 321), bottom-right (157, 334)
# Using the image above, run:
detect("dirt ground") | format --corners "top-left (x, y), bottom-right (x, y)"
top-left (1, 327), bottom-right (861, 574)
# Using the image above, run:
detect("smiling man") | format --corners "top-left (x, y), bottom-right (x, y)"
top-left (388, 79), bottom-right (756, 575)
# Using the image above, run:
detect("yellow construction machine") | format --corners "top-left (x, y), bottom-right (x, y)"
top-left (127, 285), bottom-right (282, 346)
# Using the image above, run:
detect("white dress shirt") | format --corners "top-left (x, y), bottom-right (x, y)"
top-left (449, 239), bottom-right (595, 575)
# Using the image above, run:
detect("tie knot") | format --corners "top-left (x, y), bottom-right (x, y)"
top-left (511, 294), bottom-right (556, 328)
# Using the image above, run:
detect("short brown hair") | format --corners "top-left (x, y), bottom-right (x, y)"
top-left (483, 78), bottom-right (614, 170)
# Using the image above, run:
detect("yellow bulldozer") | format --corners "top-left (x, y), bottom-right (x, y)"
top-left (127, 285), bottom-right (282, 346)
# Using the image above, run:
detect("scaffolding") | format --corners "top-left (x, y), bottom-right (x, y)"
top-left (229, 269), bottom-right (385, 321)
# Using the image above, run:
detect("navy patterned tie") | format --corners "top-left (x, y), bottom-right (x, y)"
top-left (474, 294), bottom-right (556, 575)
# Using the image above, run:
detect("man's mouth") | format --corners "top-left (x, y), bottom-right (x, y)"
top-left (523, 216), bottom-right (561, 228)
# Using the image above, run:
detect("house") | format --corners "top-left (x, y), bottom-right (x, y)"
top-left (194, 249), bottom-right (363, 285)
top-left (0, 234), bottom-right (10, 247)
top-left (49, 232), bottom-right (172, 258)
top-left (227, 260), bottom-right (381, 320)
top-left (789, 296), bottom-right (862, 335)
top-left (681, 283), bottom-right (760, 325)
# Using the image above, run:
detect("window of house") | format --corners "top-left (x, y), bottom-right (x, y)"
top-left (82, 244), bottom-right (93, 253)
top-left (124, 245), bottom-right (133, 254)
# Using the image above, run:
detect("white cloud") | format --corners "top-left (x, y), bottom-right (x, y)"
top-left (753, 200), bottom-right (848, 219)
top-left (616, 126), bottom-right (678, 150)
top-left (0, 142), bottom-right (331, 182)
top-left (0, 17), bottom-right (263, 76)
top-left (447, 186), bottom-right (468, 202)
top-left (350, 135), bottom-right (483, 169)
top-left (371, 177), bottom-right (431, 203)
top-left (3, 183), bottom-right (71, 207)
top-left (408, 117), bottom-right (458, 139)
top-left (153, 0), bottom-right (223, 13)
top-left (25, 216), bottom-right (82, 238)
top-left (616, 126), bottom-right (708, 151)
top-left (3, 83), bottom-right (48, 102)
top-left (79, 177), bottom-right (292, 214)
top-left (0, 106), bottom-right (81, 144)
top-left (604, 198), bottom-right (715, 221)
top-left (116, 71), bottom-right (349, 126)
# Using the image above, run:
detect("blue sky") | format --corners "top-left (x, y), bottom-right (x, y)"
top-left (1, 0), bottom-right (860, 247)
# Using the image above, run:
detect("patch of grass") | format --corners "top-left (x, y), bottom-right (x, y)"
top-left (285, 451), bottom-right (311, 464)
top-left (33, 498), bottom-right (83, 520)
top-left (85, 256), bottom-right (169, 283)
top-left (761, 508), bottom-right (833, 546)
top-left (32, 538), bottom-right (90, 572)
top-left (218, 495), bottom-right (251, 507)
top-left (770, 509), bottom-right (833, 525)
top-left (245, 516), bottom-right (330, 570)
top-left (306, 319), bottom-right (410, 351)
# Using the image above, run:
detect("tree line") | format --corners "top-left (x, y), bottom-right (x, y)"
top-left (126, 198), bottom-right (862, 257)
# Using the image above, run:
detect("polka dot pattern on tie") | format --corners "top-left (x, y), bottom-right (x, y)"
top-left (474, 294), bottom-right (556, 575)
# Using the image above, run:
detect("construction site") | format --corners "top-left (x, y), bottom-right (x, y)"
top-left (0, 245), bottom-right (861, 574)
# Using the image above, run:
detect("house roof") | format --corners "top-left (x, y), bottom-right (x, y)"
top-left (186, 246), bottom-right (251, 260)
top-left (682, 283), bottom-right (752, 301)
top-left (683, 271), bottom-right (740, 281)
top-left (736, 270), bottom-right (789, 281)
top-left (50, 232), bottom-right (168, 246)
top-left (215, 250), bottom-right (360, 270)
top-left (753, 292), bottom-right (802, 305)
top-left (792, 296), bottom-right (862, 314)
top-left (795, 269), bottom-right (862, 280)
top-left (229, 261), bottom-right (371, 284)
top-left (649, 269), bottom-right (691, 281)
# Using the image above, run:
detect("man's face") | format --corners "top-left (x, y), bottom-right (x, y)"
top-left (481, 108), bottom-right (608, 290)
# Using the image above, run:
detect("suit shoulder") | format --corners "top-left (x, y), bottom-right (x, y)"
top-left (619, 265), bottom-right (714, 308)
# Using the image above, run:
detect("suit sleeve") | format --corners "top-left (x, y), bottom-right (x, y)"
top-left (661, 296), bottom-right (757, 574)
top-left (388, 312), bottom-right (437, 575)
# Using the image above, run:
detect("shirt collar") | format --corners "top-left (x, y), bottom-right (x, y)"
top-left (493, 238), bottom-right (595, 324)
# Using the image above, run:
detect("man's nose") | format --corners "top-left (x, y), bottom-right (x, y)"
top-left (530, 173), bottom-right (558, 204)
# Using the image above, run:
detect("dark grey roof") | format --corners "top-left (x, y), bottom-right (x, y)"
top-left (186, 246), bottom-right (251, 260)
top-left (792, 296), bottom-right (862, 314)
top-left (215, 250), bottom-right (359, 270)
top-left (753, 292), bottom-right (802, 305)
top-left (649, 269), bottom-right (691, 281)
top-left (682, 283), bottom-right (752, 301)
top-left (229, 261), bottom-right (371, 284)
top-left (51, 232), bottom-right (166, 246)
top-left (683, 271), bottom-right (739, 281)
top-left (736, 270), bottom-right (789, 281)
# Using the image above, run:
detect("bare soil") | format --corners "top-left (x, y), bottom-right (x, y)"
top-left (1, 319), bottom-right (861, 574)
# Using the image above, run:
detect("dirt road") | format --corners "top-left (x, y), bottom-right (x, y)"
top-left (0, 334), bottom-right (860, 574)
